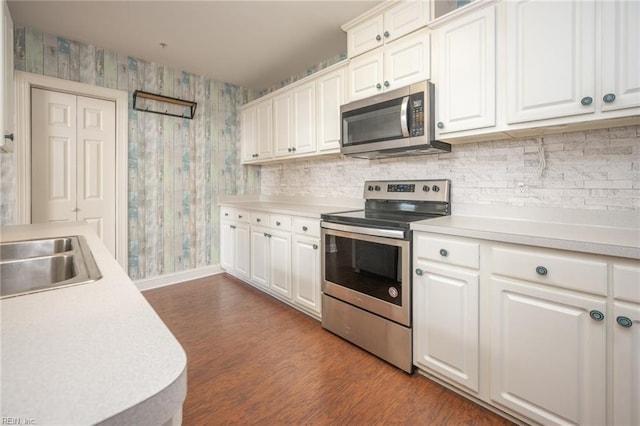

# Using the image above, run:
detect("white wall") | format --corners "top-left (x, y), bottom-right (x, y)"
top-left (261, 125), bottom-right (640, 211)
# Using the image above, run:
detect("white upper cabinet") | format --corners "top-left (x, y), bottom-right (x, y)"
top-left (348, 28), bottom-right (430, 102)
top-left (505, 0), bottom-right (596, 124)
top-left (346, 1), bottom-right (430, 58)
top-left (292, 81), bottom-right (316, 155)
top-left (2, 0), bottom-right (14, 153)
top-left (433, 5), bottom-right (496, 135)
top-left (316, 66), bottom-right (346, 152)
top-left (240, 99), bottom-right (272, 163)
top-left (600, 0), bottom-right (640, 112)
top-left (239, 63), bottom-right (345, 164)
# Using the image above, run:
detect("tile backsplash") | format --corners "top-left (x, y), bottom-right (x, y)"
top-left (261, 126), bottom-right (640, 211)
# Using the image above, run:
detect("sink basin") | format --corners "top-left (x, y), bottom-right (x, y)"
top-left (0, 236), bottom-right (102, 299)
top-left (0, 237), bottom-right (73, 260)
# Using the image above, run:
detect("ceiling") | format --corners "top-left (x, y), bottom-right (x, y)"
top-left (7, 0), bottom-right (382, 90)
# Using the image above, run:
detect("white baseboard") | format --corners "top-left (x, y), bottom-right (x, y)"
top-left (136, 265), bottom-right (224, 291)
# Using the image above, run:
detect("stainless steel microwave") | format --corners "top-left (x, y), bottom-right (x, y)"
top-left (340, 80), bottom-right (450, 159)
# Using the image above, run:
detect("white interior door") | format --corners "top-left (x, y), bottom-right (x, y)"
top-left (31, 88), bottom-right (117, 256)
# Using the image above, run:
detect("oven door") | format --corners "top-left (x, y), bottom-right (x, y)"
top-left (321, 224), bottom-right (411, 326)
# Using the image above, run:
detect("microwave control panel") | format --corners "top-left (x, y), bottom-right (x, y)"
top-left (410, 96), bottom-right (424, 137)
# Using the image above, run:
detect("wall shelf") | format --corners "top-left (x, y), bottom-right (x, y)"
top-left (133, 90), bottom-right (197, 119)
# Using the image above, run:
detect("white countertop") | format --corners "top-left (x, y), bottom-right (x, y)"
top-left (219, 199), bottom-right (361, 218)
top-left (412, 214), bottom-right (640, 260)
top-left (0, 223), bottom-right (187, 425)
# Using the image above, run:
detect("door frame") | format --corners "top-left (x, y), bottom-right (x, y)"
top-left (15, 71), bottom-right (128, 271)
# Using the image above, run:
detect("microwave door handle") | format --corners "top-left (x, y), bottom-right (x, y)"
top-left (400, 96), bottom-right (410, 137)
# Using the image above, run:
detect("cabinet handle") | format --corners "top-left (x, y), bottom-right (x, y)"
top-left (264, 232), bottom-right (268, 237)
top-left (415, 268), bottom-right (423, 276)
top-left (4, 133), bottom-right (14, 141)
top-left (439, 248), bottom-right (448, 257)
top-left (276, 221), bottom-right (281, 226)
top-left (302, 226), bottom-right (308, 231)
top-left (535, 266), bottom-right (548, 276)
top-left (238, 215), bottom-right (243, 219)
top-left (224, 213), bottom-right (229, 217)
top-left (256, 218), bottom-right (261, 222)
top-left (617, 316), bottom-right (633, 328)
top-left (376, 34), bottom-right (382, 41)
top-left (313, 244), bottom-right (318, 250)
top-left (437, 122), bottom-right (444, 129)
top-left (383, 31), bottom-right (390, 38)
top-left (376, 83), bottom-right (382, 90)
top-left (603, 93), bottom-right (616, 103)
top-left (383, 80), bottom-right (390, 87)
top-left (287, 147), bottom-right (292, 152)
top-left (589, 310), bottom-right (605, 321)
top-left (230, 225), bottom-right (236, 229)
top-left (292, 147), bottom-right (296, 152)
top-left (580, 96), bottom-right (593, 106)
top-left (268, 234), bottom-right (272, 238)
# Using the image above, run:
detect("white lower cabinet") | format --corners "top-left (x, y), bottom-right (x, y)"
top-left (412, 231), bottom-right (639, 425)
top-left (220, 209), bottom-right (250, 281)
top-left (221, 206), bottom-right (322, 319)
top-left (292, 235), bottom-right (321, 317)
top-left (413, 233), bottom-right (480, 392)
top-left (490, 277), bottom-right (606, 425)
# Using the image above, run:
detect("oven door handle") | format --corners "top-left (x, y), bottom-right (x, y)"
top-left (400, 96), bottom-right (410, 137)
top-left (321, 221), bottom-right (407, 240)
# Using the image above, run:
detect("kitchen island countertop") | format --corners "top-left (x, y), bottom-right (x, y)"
top-left (0, 223), bottom-right (187, 425)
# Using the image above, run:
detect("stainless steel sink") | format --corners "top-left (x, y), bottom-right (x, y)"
top-left (0, 236), bottom-right (102, 299)
top-left (0, 237), bottom-right (73, 260)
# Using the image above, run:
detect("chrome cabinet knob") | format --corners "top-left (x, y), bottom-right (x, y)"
top-left (439, 249), bottom-right (448, 257)
top-left (383, 31), bottom-right (390, 38)
top-left (383, 81), bottom-right (390, 87)
top-left (437, 122), bottom-right (444, 129)
top-left (276, 221), bottom-right (281, 226)
top-left (302, 226), bottom-right (308, 231)
top-left (603, 93), bottom-right (616, 103)
top-left (376, 34), bottom-right (382, 41)
top-left (581, 96), bottom-right (593, 106)
top-left (536, 266), bottom-right (548, 276)
top-left (313, 244), bottom-right (318, 250)
top-left (589, 310), bottom-right (604, 321)
top-left (415, 268), bottom-right (423, 276)
top-left (376, 83), bottom-right (382, 90)
top-left (256, 218), bottom-right (261, 222)
top-left (4, 133), bottom-right (14, 141)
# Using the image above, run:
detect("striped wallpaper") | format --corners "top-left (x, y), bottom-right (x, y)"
top-left (3, 26), bottom-right (261, 280)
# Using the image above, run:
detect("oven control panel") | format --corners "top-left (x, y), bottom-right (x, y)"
top-left (363, 179), bottom-right (450, 202)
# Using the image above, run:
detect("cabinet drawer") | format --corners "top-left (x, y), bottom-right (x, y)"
top-left (234, 209), bottom-right (250, 223)
top-left (415, 233), bottom-right (480, 269)
top-left (220, 206), bottom-right (234, 220)
top-left (270, 215), bottom-right (292, 231)
top-left (293, 217), bottom-right (320, 237)
top-left (250, 212), bottom-right (270, 226)
top-left (613, 264), bottom-right (640, 303)
top-left (491, 246), bottom-right (607, 295)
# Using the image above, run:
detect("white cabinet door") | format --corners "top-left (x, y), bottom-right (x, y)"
top-left (316, 67), bottom-right (345, 152)
top-left (269, 230), bottom-right (291, 299)
top-left (250, 227), bottom-right (270, 289)
top-left (2, 0), bottom-right (13, 151)
top-left (383, 0), bottom-right (430, 43)
top-left (490, 277), bottom-right (606, 425)
top-left (601, 1), bottom-right (640, 112)
top-left (612, 301), bottom-right (640, 426)
top-left (220, 221), bottom-right (234, 271)
top-left (348, 49), bottom-right (384, 101)
top-left (240, 106), bottom-right (257, 162)
top-left (273, 91), bottom-right (293, 157)
top-left (255, 100), bottom-right (272, 160)
top-left (347, 14), bottom-right (384, 58)
top-left (383, 28), bottom-right (430, 93)
top-left (292, 81), bottom-right (316, 155)
top-left (435, 5), bottom-right (496, 135)
top-left (505, 0), bottom-right (596, 124)
top-left (413, 259), bottom-right (479, 392)
top-left (292, 235), bottom-right (321, 316)
top-left (234, 222), bottom-right (251, 280)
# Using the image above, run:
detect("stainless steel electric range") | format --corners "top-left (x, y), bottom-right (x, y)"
top-left (320, 179), bottom-right (451, 373)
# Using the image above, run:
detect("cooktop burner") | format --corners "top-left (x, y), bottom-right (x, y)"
top-left (321, 179), bottom-right (451, 231)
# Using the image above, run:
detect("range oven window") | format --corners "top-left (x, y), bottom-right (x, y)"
top-left (324, 234), bottom-right (402, 306)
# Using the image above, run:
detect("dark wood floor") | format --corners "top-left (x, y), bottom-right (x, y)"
top-left (143, 274), bottom-right (514, 425)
